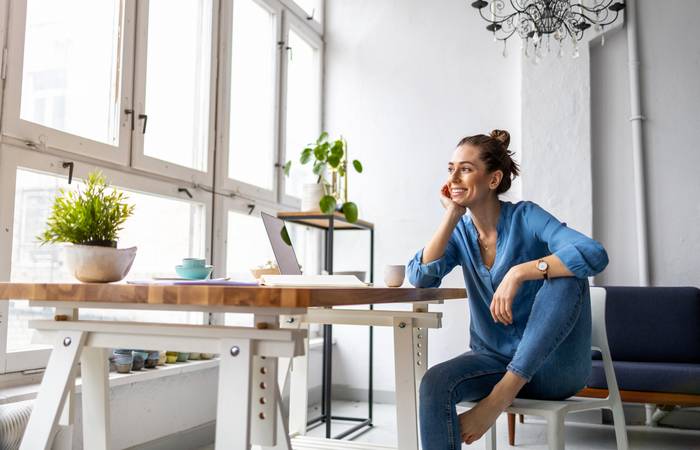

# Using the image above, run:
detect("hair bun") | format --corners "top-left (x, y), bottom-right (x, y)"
top-left (490, 129), bottom-right (510, 149)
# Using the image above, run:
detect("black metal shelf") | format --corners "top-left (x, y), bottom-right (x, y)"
top-left (278, 211), bottom-right (374, 440)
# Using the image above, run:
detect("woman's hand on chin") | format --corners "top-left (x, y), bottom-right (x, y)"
top-left (440, 184), bottom-right (467, 216)
top-left (490, 269), bottom-right (523, 325)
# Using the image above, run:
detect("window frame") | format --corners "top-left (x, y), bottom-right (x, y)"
top-left (278, 10), bottom-right (324, 207)
top-left (0, 0), bottom-right (324, 375)
top-left (0, 144), bottom-right (212, 373)
top-left (129, 0), bottom-right (219, 186)
top-left (1, 0), bottom-right (137, 166)
top-left (215, 0), bottom-right (284, 204)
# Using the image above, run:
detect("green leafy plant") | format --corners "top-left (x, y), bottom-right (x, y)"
top-left (283, 132), bottom-right (363, 223)
top-left (38, 171), bottom-right (135, 247)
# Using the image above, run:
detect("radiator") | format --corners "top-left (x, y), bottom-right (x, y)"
top-left (0, 400), bottom-right (33, 450)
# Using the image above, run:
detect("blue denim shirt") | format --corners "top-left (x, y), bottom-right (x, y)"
top-left (407, 200), bottom-right (609, 358)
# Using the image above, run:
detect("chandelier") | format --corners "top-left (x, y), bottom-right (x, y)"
top-left (470, 0), bottom-right (626, 59)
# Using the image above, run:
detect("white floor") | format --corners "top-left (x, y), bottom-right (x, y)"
top-left (198, 400), bottom-right (700, 449)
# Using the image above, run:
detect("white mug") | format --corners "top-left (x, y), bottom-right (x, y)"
top-left (384, 264), bottom-right (406, 287)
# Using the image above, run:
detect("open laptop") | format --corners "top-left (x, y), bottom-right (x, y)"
top-left (260, 212), bottom-right (302, 275)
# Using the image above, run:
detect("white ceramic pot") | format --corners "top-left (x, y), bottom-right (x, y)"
top-left (301, 183), bottom-right (324, 211)
top-left (64, 244), bottom-right (137, 283)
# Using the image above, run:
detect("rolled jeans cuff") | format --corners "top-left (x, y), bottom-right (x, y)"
top-left (506, 363), bottom-right (533, 383)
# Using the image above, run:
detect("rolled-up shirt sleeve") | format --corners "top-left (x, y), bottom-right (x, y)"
top-left (407, 233), bottom-right (461, 288)
top-left (525, 202), bottom-right (609, 278)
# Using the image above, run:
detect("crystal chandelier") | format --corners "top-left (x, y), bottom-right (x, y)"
top-left (470, 0), bottom-right (626, 59)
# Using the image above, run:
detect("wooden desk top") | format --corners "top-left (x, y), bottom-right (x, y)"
top-left (0, 283), bottom-right (466, 310)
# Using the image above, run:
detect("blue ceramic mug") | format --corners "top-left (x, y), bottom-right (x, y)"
top-left (182, 258), bottom-right (206, 269)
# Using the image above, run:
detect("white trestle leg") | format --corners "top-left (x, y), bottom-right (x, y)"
top-left (393, 317), bottom-right (419, 450)
top-left (20, 330), bottom-right (86, 450)
top-left (80, 347), bottom-right (111, 450)
top-left (215, 338), bottom-right (253, 450)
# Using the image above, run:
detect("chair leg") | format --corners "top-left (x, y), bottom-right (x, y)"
top-left (484, 424), bottom-right (497, 450)
top-left (545, 414), bottom-right (565, 450)
top-left (610, 406), bottom-right (630, 450)
top-left (519, 414), bottom-right (524, 423)
top-left (508, 413), bottom-right (516, 446)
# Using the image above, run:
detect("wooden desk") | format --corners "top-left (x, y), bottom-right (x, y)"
top-left (0, 283), bottom-right (465, 450)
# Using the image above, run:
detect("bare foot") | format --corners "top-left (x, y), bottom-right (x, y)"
top-left (458, 372), bottom-right (526, 445)
top-left (458, 393), bottom-right (511, 445)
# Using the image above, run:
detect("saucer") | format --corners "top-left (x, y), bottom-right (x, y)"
top-left (175, 265), bottom-right (213, 280)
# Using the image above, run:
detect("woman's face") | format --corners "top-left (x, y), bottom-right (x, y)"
top-left (446, 144), bottom-right (502, 207)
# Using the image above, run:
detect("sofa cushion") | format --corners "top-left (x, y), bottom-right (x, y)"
top-left (586, 360), bottom-right (700, 395)
top-left (592, 286), bottom-right (700, 363)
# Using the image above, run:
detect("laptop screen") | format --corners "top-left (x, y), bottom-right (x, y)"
top-left (260, 212), bottom-right (302, 275)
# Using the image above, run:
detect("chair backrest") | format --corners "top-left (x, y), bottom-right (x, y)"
top-left (589, 286), bottom-right (608, 353)
top-left (589, 286), bottom-right (623, 400)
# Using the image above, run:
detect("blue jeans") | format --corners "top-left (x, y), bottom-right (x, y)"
top-left (419, 277), bottom-right (592, 450)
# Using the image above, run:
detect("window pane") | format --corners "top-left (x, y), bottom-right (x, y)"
top-left (228, 0), bottom-right (277, 189)
top-left (143, 0), bottom-right (212, 171)
top-left (284, 30), bottom-right (320, 198)
top-left (20, 0), bottom-right (123, 146)
top-left (8, 169), bottom-right (206, 351)
top-left (226, 211), bottom-right (275, 280)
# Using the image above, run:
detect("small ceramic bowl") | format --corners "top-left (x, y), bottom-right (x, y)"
top-left (132, 350), bottom-right (148, 371)
top-left (115, 361), bottom-right (132, 374)
top-left (166, 351), bottom-right (179, 364)
top-left (176, 352), bottom-right (190, 362)
top-left (157, 351), bottom-right (167, 366)
top-left (188, 352), bottom-right (201, 360)
top-left (200, 353), bottom-right (214, 360)
top-left (113, 354), bottom-right (133, 374)
top-left (175, 265), bottom-right (213, 280)
top-left (145, 351), bottom-right (159, 369)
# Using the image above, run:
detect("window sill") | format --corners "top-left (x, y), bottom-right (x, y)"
top-left (0, 358), bottom-right (218, 406)
top-left (0, 337), bottom-right (333, 405)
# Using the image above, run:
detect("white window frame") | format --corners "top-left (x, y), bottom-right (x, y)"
top-left (279, 0), bottom-right (324, 35)
top-left (215, 0), bottom-right (284, 204)
top-left (278, 9), bottom-right (324, 207)
top-left (0, 143), bottom-right (212, 373)
top-left (1, 0), bottom-right (137, 166)
top-left (130, 0), bottom-right (219, 186)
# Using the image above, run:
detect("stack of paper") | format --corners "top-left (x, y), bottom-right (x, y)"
top-left (259, 274), bottom-right (367, 287)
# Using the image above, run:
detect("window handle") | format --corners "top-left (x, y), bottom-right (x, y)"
top-left (124, 109), bottom-right (134, 130)
top-left (138, 113), bottom-right (148, 134)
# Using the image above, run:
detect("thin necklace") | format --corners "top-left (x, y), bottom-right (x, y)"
top-left (475, 228), bottom-right (489, 251)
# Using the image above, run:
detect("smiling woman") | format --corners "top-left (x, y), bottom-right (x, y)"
top-left (407, 129), bottom-right (609, 448)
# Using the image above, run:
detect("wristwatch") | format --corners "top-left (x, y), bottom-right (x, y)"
top-left (536, 259), bottom-right (549, 280)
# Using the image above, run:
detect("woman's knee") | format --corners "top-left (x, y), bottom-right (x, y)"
top-left (539, 277), bottom-right (586, 303)
top-left (419, 362), bottom-right (452, 404)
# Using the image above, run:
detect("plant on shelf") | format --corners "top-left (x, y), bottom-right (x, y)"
top-left (283, 131), bottom-right (363, 223)
top-left (39, 171), bottom-right (134, 247)
top-left (38, 170), bottom-right (137, 283)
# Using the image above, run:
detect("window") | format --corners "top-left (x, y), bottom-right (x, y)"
top-left (3, 0), bottom-right (133, 164)
top-left (223, 0), bottom-right (281, 198)
top-left (0, 148), bottom-right (211, 371)
top-left (132, 0), bottom-right (215, 179)
top-left (281, 23), bottom-right (322, 199)
top-left (0, 0), bottom-right (324, 374)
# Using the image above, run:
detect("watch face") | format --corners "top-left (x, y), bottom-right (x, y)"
top-left (537, 261), bottom-right (548, 271)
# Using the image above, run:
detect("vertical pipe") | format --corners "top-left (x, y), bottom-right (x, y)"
top-left (626, 0), bottom-right (650, 286)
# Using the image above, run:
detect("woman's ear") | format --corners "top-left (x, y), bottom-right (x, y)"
top-left (489, 170), bottom-right (503, 190)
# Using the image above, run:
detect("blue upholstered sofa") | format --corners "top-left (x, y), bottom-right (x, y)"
top-left (508, 285), bottom-right (700, 445)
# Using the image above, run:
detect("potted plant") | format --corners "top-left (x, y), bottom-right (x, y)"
top-left (283, 132), bottom-right (363, 223)
top-left (38, 171), bottom-right (137, 283)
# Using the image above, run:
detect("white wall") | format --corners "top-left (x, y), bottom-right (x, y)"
top-left (324, 0), bottom-right (521, 397)
top-left (591, 0), bottom-right (700, 286)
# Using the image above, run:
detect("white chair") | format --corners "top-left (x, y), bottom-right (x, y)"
top-left (459, 286), bottom-right (629, 450)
